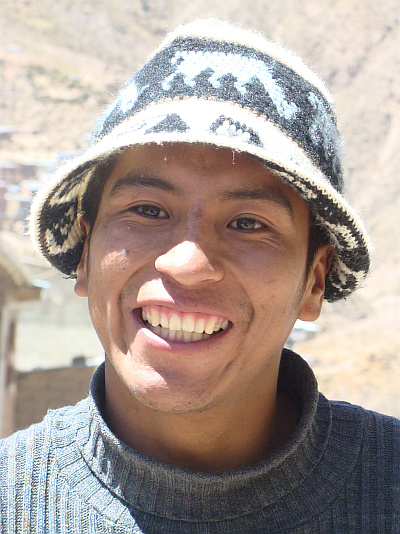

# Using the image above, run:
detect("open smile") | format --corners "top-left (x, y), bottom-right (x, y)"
top-left (140, 305), bottom-right (230, 343)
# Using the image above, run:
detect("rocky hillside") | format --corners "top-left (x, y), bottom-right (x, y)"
top-left (1, 0), bottom-right (399, 415)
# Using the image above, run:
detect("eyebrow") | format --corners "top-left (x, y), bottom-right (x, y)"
top-left (109, 172), bottom-right (294, 218)
top-left (217, 187), bottom-right (294, 218)
top-left (109, 173), bottom-right (184, 197)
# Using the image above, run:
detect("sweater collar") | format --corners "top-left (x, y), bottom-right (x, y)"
top-left (66, 350), bottom-right (362, 529)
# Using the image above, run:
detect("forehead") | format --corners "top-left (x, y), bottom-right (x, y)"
top-left (102, 143), bottom-right (304, 203)
top-left (109, 142), bottom-right (268, 176)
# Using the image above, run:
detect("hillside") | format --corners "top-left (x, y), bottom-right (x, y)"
top-left (1, 0), bottom-right (399, 415)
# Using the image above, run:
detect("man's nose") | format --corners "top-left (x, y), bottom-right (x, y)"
top-left (154, 240), bottom-right (224, 286)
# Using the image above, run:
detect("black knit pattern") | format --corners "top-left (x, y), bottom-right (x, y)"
top-left (95, 37), bottom-right (342, 191)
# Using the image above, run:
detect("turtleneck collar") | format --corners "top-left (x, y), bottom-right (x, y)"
top-left (52, 350), bottom-right (363, 531)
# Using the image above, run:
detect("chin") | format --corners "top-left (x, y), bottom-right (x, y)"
top-left (106, 346), bottom-right (225, 415)
top-left (128, 376), bottom-right (216, 414)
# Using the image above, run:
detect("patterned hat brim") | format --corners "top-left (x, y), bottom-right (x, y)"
top-left (30, 98), bottom-right (370, 302)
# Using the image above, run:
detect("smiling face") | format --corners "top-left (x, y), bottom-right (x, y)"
top-left (75, 143), bottom-right (329, 417)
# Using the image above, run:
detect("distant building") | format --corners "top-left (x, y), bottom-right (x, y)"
top-left (0, 159), bottom-right (55, 184)
top-left (15, 365), bottom-right (96, 432)
top-left (0, 126), bottom-right (18, 143)
top-left (286, 320), bottom-right (319, 350)
top-left (0, 237), bottom-right (41, 437)
top-left (0, 182), bottom-right (7, 216)
top-left (0, 160), bottom-right (54, 231)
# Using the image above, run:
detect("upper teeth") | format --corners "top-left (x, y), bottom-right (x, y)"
top-left (141, 307), bottom-right (229, 335)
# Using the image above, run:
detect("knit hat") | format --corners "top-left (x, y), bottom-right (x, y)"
top-left (30, 19), bottom-right (370, 302)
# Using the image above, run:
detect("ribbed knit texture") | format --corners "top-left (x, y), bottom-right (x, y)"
top-left (1, 350), bottom-right (399, 533)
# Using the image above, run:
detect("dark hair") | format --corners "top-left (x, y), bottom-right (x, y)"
top-left (81, 156), bottom-right (119, 235)
top-left (306, 213), bottom-right (331, 275)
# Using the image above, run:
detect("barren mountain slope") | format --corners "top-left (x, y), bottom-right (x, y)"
top-left (1, 0), bottom-right (399, 415)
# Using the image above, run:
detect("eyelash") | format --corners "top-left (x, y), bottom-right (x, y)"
top-left (133, 205), bottom-right (169, 219)
top-left (132, 206), bottom-right (266, 232)
top-left (229, 217), bottom-right (265, 231)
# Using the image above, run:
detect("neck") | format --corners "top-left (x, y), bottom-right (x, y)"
top-left (104, 369), bottom-right (300, 473)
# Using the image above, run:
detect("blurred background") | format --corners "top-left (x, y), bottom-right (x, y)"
top-left (0, 0), bottom-right (399, 437)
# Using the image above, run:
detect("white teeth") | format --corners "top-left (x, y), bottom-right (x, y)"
top-left (142, 308), bottom-right (229, 342)
top-left (160, 313), bottom-right (169, 328)
top-left (204, 318), bottom-right (216, 334)
top-left (192, 332), bottom-right (203, 342)
top-left (147, 323), bottom-right (219, 342)
top-left (194, 318), bottom-right (205, 333)
top-left (168, 329), bottom-right (176, 341)
top-left (160, 327), bottom-right (169, 338)
top-left (169, 313), bottom-right (182, 331)
top-left (149, 309), bottom-right (160, 327)
top-left (183, 331), bottom-right (192, 342)
top-left (182, 315), bottom-right (195, 332)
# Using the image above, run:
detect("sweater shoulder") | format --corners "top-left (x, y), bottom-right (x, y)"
top-left (329, 399), bottom-right (400, 476)
top-left (0, 411), bottom-right (53, 459)
top-left (0, 399), bottom-right (89, 464)
top-left (329, 398), bottom-right (400, 434)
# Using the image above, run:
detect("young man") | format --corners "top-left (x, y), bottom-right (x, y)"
top-left (1, 19), bottom-right (399, 533)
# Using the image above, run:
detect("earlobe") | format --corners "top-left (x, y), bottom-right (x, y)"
top-left (74, 218), bottom-right (90, 298)
top-left (298, 245), bottom-right (334, 322)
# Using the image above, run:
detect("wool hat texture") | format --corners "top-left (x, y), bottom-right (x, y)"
top-left (30, 18), bottom-right (370, 302)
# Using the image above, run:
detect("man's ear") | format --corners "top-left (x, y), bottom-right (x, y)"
top-left (74, 218), bottom-right (90, 298)
top-left (298, 245), bottom-right (334, 322)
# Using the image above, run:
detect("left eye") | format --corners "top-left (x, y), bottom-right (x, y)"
top-left (229, 217), bottom-right (264, 231)
top-left (135, 205), bottom-right (168, 218)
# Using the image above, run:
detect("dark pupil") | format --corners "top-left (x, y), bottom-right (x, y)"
top-left (142, 205), bottom-right (160, 217)
top-left (237, 218), bottom-right (255, 230)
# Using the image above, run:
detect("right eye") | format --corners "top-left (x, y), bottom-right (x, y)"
top-left (134, 205), bottom-right (169, 219)
top-left (228, 217), bottom-right (265, 231)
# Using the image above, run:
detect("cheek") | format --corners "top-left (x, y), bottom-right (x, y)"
top-left (242, 249), bottom-right (307, 318)
top-left (86, 252), bottom-right (130, 306)
top-left (95, 224), bottom-right (166, 265)
top-left (86, 245), bottom-right (130, 322)
top-left (227, 241), bottom-right (303, 289)
top-left (86, 258), bottom-right (128, 355)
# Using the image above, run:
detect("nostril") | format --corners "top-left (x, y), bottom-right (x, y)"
top-left (155, 241), bottom-right (224, 285)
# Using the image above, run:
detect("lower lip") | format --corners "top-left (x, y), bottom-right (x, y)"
top-left (132, 310), bottom-right (230, 353)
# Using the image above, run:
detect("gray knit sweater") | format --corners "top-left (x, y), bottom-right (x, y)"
top-left (1, 350), bottom-right (399, 533)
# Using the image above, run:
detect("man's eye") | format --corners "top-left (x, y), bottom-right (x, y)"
top-left (135, 205), bottom-right (168, 218)
top-left (230, 218), bottom-right (264, 231)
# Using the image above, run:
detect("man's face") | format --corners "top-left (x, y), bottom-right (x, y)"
top-left (76, 143), bottom-right (326, 414)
